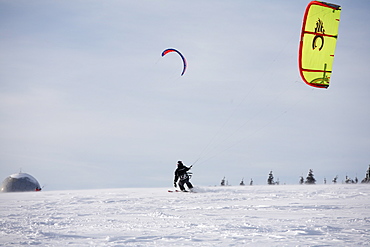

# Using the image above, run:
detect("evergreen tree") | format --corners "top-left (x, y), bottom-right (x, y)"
top-left (305, 169), bottom-right (316, 184)
top-left (345, 176), bottom-right (355, 184)
top-left (239, 178), bottom-right (245, 186)
top-left (361, 165), bottom-right (370, 183)
top-left (267, 171), bottom-right (275, 185)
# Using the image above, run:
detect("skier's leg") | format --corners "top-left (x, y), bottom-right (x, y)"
top-left (185, 179), bottom-right (193, 189)
top-left (178, 180), bottom-right (186, 191)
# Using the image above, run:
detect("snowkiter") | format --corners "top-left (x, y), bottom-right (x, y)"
top-left (174, 161), bottom-right (193, 192)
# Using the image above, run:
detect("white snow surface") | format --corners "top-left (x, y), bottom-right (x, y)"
top-left (1, 184), bottom-right (369, 246)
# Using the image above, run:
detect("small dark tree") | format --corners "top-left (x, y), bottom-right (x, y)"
top-left (345, 176), bottom-right (355, 184)
top-left (267, 171), bottom-right (275, 185)
top-left (361, 165), bottom-right (370, 183)
top-left (305, 169), bottom-right (316, 184)
top-left (299, 176), bottom-right (304, 184)
top-left (250, 178), bottom-right (253, 186)
top-left (221, 177), bottom-right (225, 186)
top-left (332, 175), bottom-right (338, 184)
top-left (240, 178), bottom-right (245, 186)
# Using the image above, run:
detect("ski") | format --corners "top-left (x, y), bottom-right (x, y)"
top-left (168, 190), bottom-right (183, 193)
top-left (168, 189), bottom-right (196, 193)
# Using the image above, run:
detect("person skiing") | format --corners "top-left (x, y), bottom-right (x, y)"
top-left (174, 160), bottom-right (193, 192)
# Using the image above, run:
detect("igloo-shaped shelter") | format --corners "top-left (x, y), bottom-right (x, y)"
top-left (1, 173), bottom-right (41, 192)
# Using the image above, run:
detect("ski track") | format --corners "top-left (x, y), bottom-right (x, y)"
top-left (0, 185), bottom-right (369, 246)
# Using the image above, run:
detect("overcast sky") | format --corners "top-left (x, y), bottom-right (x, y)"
top-left (1, 0), bottom-right (369, 190)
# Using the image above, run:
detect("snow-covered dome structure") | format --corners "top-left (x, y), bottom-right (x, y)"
top-left (1, 173), bottom-right (41, 192)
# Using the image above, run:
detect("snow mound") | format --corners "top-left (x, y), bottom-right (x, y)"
top-left (1, 173), bottom-right (41, 192)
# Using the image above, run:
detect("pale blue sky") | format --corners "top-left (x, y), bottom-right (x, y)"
top-left (1, 0), bottom-right (369, 190)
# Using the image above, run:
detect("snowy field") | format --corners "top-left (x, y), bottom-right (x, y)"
top-left (0, 184), bottom-right (369, 246)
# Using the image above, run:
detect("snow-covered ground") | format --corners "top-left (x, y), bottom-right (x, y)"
top-left (0, 184), bottom-right (369, 246)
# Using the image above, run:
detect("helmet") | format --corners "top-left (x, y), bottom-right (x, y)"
top-left (177, 160), bottom-right (183, 164)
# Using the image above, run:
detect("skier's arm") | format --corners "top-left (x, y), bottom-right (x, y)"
top-left (174, 172), bottom-right (178, 187)
top-left (185, 165), bottom-right (192, 171)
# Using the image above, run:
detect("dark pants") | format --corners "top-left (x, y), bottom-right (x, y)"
top-left (178, 179), bottom-right (193, 191)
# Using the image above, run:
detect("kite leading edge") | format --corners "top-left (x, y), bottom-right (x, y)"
top-left (161, 48), bottom-right (187, 76)
top-left (299, 1), bottom-right (341, 89)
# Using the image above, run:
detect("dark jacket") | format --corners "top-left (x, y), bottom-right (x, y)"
top-left (174, 164), bottom-right (191, 183)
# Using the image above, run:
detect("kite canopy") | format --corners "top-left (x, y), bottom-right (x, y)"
top-left (161, 48), bottom-right (187, 76)
top-left (1, 173), bottom-right (41, 192)
top-left (299, 1), bottom-right (341, 88)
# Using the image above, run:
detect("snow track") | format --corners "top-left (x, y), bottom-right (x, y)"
top-left (1, 185), bottom-right (369, 246)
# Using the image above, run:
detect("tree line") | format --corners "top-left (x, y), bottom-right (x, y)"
top-left (220, 165), bottom-right (370, 186)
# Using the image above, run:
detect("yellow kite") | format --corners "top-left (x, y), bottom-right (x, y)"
top-left (299, 1), bottom-right (341, 88)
